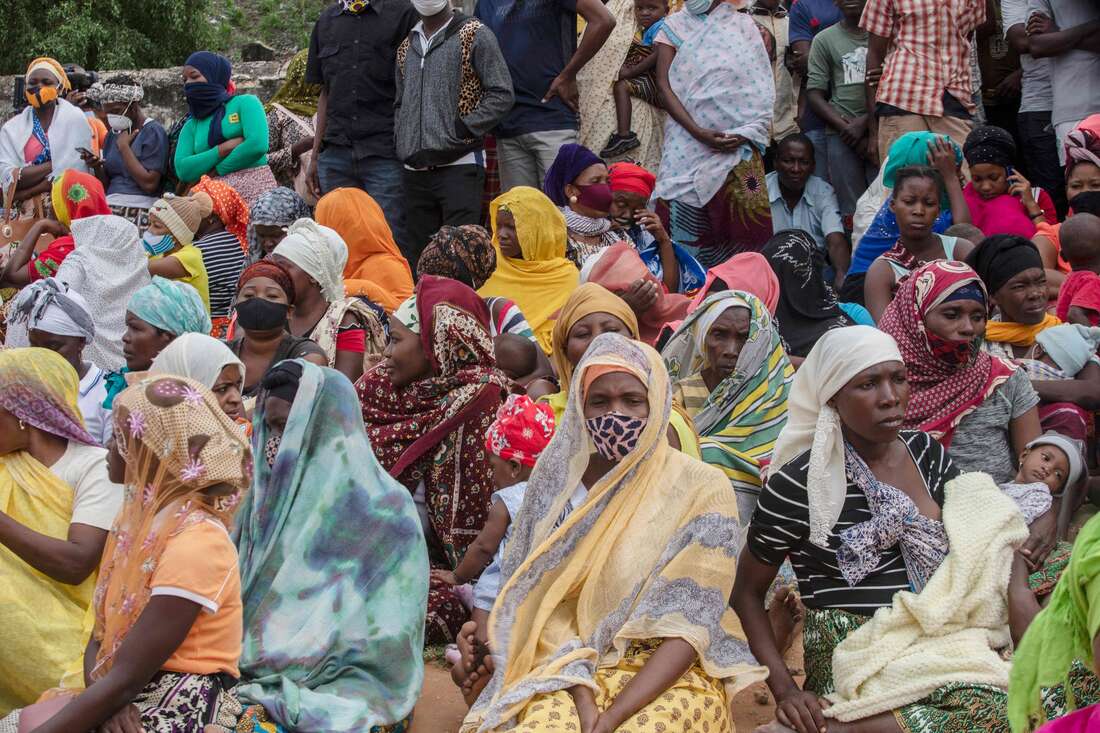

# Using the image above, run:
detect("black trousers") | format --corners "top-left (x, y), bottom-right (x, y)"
top-left (402, 164), bottom-right (486, 271)
top-left (1017, 111), bottom-right (1067, 219)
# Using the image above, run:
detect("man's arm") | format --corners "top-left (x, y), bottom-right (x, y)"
top-left (1027, 13), bottom-right (1100, 57)
top-left (543, 0), bottom-right (616, 112)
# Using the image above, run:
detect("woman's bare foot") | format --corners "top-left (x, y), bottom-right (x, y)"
top-left (768, 585), bottom-right (804, 657)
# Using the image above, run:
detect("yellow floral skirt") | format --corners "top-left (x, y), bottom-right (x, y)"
top-left (514, 640), bottom-right (731, 732)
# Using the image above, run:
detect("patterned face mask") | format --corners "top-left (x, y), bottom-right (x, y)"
top-left (926, 332), bottom-right (978, 369)
top-left (584, 412), bottom-right (647, 462)
top-left (264, 433), bottom-right (282, 467)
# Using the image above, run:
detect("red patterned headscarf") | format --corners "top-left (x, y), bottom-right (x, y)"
top-left (485, 394), bottom-right (556, 467)
top-left (191, 175), bottom-right (249, 252)
top-left (879, 261), bottom-right (1017, 446)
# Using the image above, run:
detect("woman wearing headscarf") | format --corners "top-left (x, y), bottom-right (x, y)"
top-left (0, 348), bottom-right (121, 712)
top-left (102, 276), bottom-right (213, 409)
top-left (8, 279), bottom-right (111, 445)
top-left (246, 186), bottom-right (311, 264)
top-left (271, 218), bottom-right (387, 383)
top-left (357, 276), bottom-right (509, 644)
top-left (651, 0), bottom-right (774, 269)
top-left (461, 333), bottom-right (764, 733)
top-left (0, 169), bottom-right (109, 291)
top-left (416, 224), bottom-right (535, 340)
top-left (0, 57), bottom-right (92, 203)
top-left (50, 188), bottom-right (149, 371)
top-left (173, 51), bottom-right (276, 204)
top-left (662, 290), bottom-right (792, 522)
top-left (10, 374), bottom-right (250, 732)
top-left (234, 360), bottom-right (428, 733)
top-left (228, 260), bottom-right (327, 402)
top-left (264, 49), bottom-right (321, 191)
top-left (149, 332), bottom-right (246, 423)
top-left (762, 229), bottom-right (853, 357)
top-left (734, 326), bottom-right (1040, 733)
top-left (314, 187), bottom-right (414, 312)
top-left (188, 177), bottom-right (249, 336)
top-left (962, 125), bottom-right (1057, 239)
top-left (477, 187), bottom-right (579, 353)
top-left (543, 143), bottom-right (629, 266)
top-left (1032, 116), bottom-right (1100, 275)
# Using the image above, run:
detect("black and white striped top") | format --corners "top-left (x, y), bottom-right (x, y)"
top-left (194, 230), bottom-right (246, 319)
top-left (747, 431), bottom-right (958, 615)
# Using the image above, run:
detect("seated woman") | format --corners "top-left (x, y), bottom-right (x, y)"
top-left (85, 75), bottom-right (168, 234)
top-left (1033, 117), bottom-right (1100, 279)
top-left (358, 276), bottom-right (509, 644)
top-left (461, 333), bottom-right (765, 733)
top-left (144, 193), bottom-right (212, 312)
top-left (962, 125), bottom-right (1057, 239)
top-left (864, 166), bottom-right (976, 321)
top-left (543, 143), bottom-right (627, 267)
top-left (314, 187), bottom-right (414, 313)
top-left (416, 224), bottom-right (539, 343)
top-left (234, 360), bottom-right (428, 733)
top-left (246, 186), bottom-right (311, 264)
top-left (189, 177), bottom-right (249, 337)
top-left (264, 50), bottom-right (319, 191)
top-left (103, 277), bottom-right (212, 408)
top-left (271, 219), bottom-right (387, 384)
top-left (608, 161), bottom-right (706, 296)
top-left (662, 290), bottom-right (792, 523)
top-left (841, 132), bottom-right (969, 304)
top-left (762, 230), bottom-right (855, 358)
top-left (733, 326), bottom-right (1053, 733)
top-left (0, 57), bottom-right (91, 205)
top-left (173, 51), bottom-right (276, 204)
top-left (10, 374), bottom-right (250, 732)
top-left (228, 260), bottom-right (326, 402)
top-left (149, 332), bottom-right (246, 424)
top-left (0, 348), bottom-right (121, 711)
top-left (477, 187), bottom-right (580, 353)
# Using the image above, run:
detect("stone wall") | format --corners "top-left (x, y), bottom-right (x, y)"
top-left (1, 59), bottom-right (291, 127)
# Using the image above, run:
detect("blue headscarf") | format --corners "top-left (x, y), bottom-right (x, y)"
top-left (183, 51), bottom-right (233, 146)
top-left (543, 143), bottom-right (603, 207)
top-left (128, 276), bottom-right (212, 336)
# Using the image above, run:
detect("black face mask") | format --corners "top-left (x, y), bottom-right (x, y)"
top-left (1069, 191), bottom-right (1100, 217)
top-left (235, 298), bottom-right (289, 331)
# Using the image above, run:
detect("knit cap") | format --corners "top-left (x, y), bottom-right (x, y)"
top-left (150, 192), bottom-right (214, 247)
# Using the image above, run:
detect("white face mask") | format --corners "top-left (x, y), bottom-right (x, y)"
top-left (412, 0), bottom-right (449, 15)
top-left (107, 113), bottom-right (132, 134)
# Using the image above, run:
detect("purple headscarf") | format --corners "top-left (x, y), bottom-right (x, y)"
top-left (542, 143), bottom-right (604, 206)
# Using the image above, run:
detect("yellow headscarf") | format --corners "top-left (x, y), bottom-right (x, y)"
top-left (549, 282), bottom-right (639, 387)
top-left (477, 187), bottom-right (578, 353)
top-left (266, 49), bottom-right (320, 118)
top-left (462, 334), bottom-right (765, 732)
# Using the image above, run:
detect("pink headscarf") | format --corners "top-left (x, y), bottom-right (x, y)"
top-left (584, 243), bottom-right (690, 345)
top-left (690, 252), bottom-right (780, 314)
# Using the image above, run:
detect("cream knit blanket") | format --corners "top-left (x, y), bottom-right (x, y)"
top-left (824, 471), bottom-right (1029, 722)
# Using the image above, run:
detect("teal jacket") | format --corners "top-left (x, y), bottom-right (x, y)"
top-left (174, 94), bottom-right (269, 182)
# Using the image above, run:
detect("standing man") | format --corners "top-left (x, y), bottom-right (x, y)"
top-left (476, 0), bottom-right (615, 192)
top-left (862, 0), bottom-right (986, 163)
top-left (788, 0), bottom-right (843, 179)
top-left (394, 0), bottom-right (514, 266)
top-left (749, 0), bottom-right (800, 151)
top-left (306, 0), bottom-right (419, 248)
top-left (1025, 0), bottom-right (1100, 164)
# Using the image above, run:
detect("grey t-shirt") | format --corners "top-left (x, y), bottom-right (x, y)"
top-left (949, 369), bottom-right (1040, 484)
top-left (1027, 0), bottom-right (1100, 125)
top-left (1003, 0), bottom-right (1053, 113)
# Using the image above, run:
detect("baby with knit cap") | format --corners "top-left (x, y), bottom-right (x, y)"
top-left (144, 192), bottom-right (213, 313)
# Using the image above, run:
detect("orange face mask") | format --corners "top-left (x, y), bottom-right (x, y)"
top-left (24, 85), bottom-right (59, 108)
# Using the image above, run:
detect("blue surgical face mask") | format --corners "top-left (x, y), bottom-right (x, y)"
top-left (685, 0), bottom-right (713, 14)
top-left (141, 231), bottom-right (175, 256)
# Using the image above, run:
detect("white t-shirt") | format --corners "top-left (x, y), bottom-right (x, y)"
top-left (49, 442), bottom-right (124, 530)
top-left (78, 364), bottom-right (112, 446)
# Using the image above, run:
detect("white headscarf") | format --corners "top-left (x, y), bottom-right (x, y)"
top-left (7, 277), bottom-right (95, 340)
top-left (770, 326), bottom-right (903, 548)
top-left (272, 218), bottom-right (347, 302)
top-left (150, 332), bottom-right (245, 390)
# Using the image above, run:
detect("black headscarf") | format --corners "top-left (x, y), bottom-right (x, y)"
top-left (963, 125), bottom-right (1017, 169)
top-left (762, 229), bottom-right (852, 357)
top-left (261, 359), bottom-right (304, 403)
top-left (964, 234), bottom-right (1044, 295)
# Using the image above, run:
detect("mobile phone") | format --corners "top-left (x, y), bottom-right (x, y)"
top-left (1006, 165), bottom-right (1015, 178)
top-left (75, 147), bottom-right (94, 158)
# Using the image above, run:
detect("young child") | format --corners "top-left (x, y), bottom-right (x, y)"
top-left (1003, 433), bottom-right (1084, 528)
top-left (1056, 213), bottom-right (1100, 326)
top-left (599, 0), bottom-right (669, 159)
top-left (144, 192), bottom-right (212, 312)
top-left (431, 394), bottom-right (556, 646)
top-left (1019, 323), bottom-right (1100, 380)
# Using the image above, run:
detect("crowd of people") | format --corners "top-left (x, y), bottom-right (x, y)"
top-left (2, 0), bottom-right (1100, 729)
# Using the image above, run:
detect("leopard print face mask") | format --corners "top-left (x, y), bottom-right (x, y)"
top-left (584, 412), bottom-right (647, 462)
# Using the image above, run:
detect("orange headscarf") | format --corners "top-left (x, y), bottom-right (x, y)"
top-left (315, 187), bottom-right (413, 312)
top-left (191, 175), bottom-right (250, 252)
top-left (51, 170), bottom-right (110, 227)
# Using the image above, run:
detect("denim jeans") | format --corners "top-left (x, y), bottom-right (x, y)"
top-left (804, 127), bottom-right (830, 182)
top-left (825, 133), bottom-right (876, 219)
top-left (317, 144), bottom-right (407, 248)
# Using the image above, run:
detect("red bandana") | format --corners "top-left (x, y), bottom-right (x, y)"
top-left (485, 394), bottom-right (556, 468)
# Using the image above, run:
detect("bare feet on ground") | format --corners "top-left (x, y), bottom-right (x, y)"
top-left (769, 585), bottom-right (804, 657)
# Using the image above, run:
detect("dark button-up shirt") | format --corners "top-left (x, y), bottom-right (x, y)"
top-left (306, 0), bottom-right (419, 159)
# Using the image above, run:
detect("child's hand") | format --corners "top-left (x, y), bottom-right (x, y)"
top-left (431, 569), bottom-right (460, 585)
top-left (1008, 170), bottom-right (1039, 211)
top-left (927, 137), bottom-right (959, 180)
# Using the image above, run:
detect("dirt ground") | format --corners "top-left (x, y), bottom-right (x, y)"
top-left (410, 640), bottom-right (804, 732)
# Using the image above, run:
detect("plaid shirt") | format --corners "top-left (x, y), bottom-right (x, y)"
top-left (861, 0), bottom-right (985, 116)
